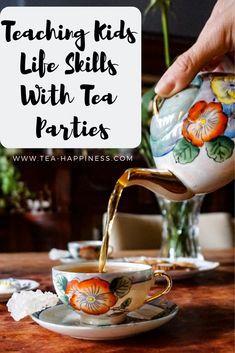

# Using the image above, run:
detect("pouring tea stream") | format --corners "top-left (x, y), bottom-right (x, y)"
top-left (99, 73), bottom-right (235, 272)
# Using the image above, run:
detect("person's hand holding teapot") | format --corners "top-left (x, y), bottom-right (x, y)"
top-left (155, 0), bottom-right (235, 97)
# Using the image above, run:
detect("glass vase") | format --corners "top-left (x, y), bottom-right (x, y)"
top-left (157, 195), bottom-right (204, 259)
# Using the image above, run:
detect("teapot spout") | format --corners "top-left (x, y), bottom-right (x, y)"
top-left (120, 168), bottom-right (195, 201)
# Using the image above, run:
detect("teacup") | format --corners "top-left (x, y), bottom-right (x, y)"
top-left (52, 262), bottom-right (172, 325)
top-left (68, 240), bottom-right (112, 260)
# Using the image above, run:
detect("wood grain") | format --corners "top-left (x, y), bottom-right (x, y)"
top-left (0, 250), bottom-right (234, 353)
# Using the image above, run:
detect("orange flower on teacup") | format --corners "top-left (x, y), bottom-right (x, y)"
top-left (182, 101), bottom-right (228, 147)
top-left (65, 278), bottom-right (117, 315)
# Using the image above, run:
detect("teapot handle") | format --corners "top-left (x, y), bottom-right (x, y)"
top-left (153, 94), bottom-right (163, 116)
top-left (153, 82), bottom-right (201, 116)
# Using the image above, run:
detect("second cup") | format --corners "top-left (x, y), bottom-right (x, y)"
top-left (68, 240), bottom-right (112, 260)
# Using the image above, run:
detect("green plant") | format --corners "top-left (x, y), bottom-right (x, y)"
top-left (140, 87), bottom-right (156, 167)
top-left (140, 0), bottom-right (171, 168)
top-left (145, 0), bottom-right (171, 68)
top-left (0, 147), bottom-right (31, 213)
top-left (158, 195), bottom-right (204, 258)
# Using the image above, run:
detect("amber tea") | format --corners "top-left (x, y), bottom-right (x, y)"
top-left (61, 264), bottom-right (140, 273)
top-left (98, 168), bottom-right (188, 272)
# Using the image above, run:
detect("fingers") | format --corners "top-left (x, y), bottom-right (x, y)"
top-left (155, 46), bottom-right (204, 97)
top-left (155, 38), bottom-right (225, 97)
top-left (155, 0), bottom-right (235, 97)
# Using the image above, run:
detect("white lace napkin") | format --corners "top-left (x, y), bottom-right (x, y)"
top-left (48, 248), bottom-right (70, 260)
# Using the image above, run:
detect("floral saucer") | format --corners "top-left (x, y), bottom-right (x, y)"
top-left (0, 279), bottom-right (39, 302)
top-left (31, 300), bottom-right (178, 340)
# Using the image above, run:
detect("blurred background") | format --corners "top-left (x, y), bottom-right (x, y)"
top-left (0, 0), bottom-right (234, 253)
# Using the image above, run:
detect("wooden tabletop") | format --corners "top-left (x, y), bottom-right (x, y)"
top-left (0, 249), bottom-right (234, 353)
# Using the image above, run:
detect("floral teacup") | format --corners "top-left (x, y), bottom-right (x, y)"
top-left (52, 262), bottom-right (172, 325)
top-left (150, 73), bottom-right (235, 195)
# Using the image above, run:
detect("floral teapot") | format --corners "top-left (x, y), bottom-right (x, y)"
top-left (122, 73), bottom-right (234, 201)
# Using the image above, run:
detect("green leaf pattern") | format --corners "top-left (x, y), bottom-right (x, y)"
top-left (173, 136), bottom-right (234, 165)
top-left (120, 298), bottom-right (132, 309)
top-left (110, 277), bottom-right (132, 298)
top-left (55, 274), bottom-right (69, 304)
top-left (173, 138), bottom-right (200, 164)
top-left (206, 136), bottom-right (234, 162)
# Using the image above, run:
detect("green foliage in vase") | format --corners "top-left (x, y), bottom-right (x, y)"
top-left (159, 195), bottom-right (204, 258)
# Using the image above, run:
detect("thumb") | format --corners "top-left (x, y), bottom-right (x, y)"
top-left (155, 20), bottom-right (228, 97)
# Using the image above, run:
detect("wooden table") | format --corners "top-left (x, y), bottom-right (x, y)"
top-left (0, 249), bottom-right (234, 353)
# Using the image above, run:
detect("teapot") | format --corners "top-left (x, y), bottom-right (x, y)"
top-left (123, 73), bottom-right (234, 201)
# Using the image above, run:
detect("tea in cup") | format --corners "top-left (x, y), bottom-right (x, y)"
top-left (68, 240), bottom-right (112, 260)
top-left (52, 262), bottom-right (172, 325)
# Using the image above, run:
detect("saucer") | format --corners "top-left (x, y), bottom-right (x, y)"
top-left (167, 258), bottom-right (219, 280)
top-left (0, 279), bottom-right (40, 302)
top-left (119, 257), bottom-right (219, 280)
top-left (59, 257), bottom-right (86, 264)
top-left (31, 300), bottom-right (178, 340)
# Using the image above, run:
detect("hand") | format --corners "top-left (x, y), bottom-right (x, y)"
top-left (155, 0), bottom-right (235, 97)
